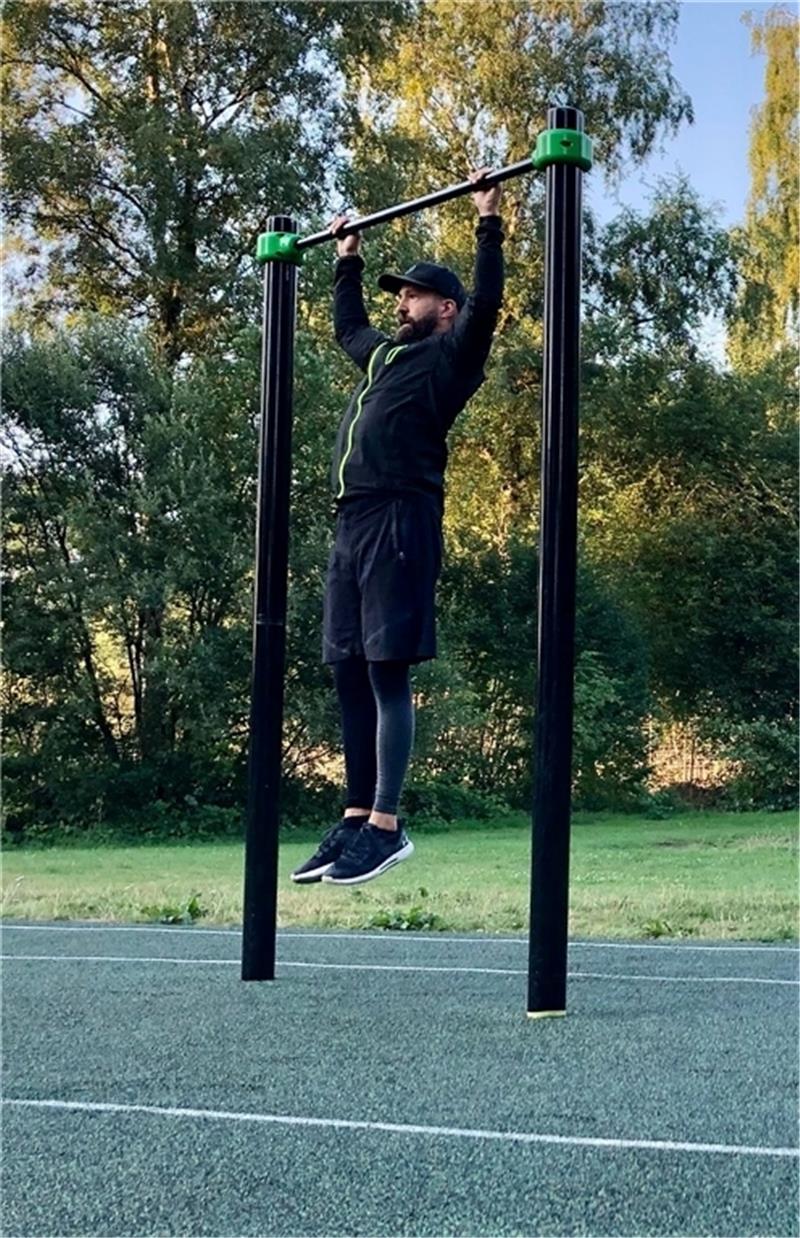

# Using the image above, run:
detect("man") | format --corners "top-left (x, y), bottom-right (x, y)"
top-left (291, 167), bottom-right (504, 887)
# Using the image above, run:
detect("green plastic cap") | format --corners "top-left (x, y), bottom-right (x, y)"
top-left (532, 128), bottom-right (593, 172)
top-left (256, 231), bottom-right (302, 265)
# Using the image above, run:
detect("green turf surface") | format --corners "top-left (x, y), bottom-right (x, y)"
top-left (3, 926), bottom-right (798, 1236)
top-left (2, 811), bottom-right (796, 939)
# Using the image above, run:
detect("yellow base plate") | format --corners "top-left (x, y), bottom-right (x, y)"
top-left (527, 1010), bottom-right (567, 1020)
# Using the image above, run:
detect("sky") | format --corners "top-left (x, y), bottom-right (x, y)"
top-left (589, 0), bottom-right (776, 229)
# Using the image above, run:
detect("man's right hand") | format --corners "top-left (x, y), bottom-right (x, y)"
top-left (329, 213), bottom-right (361, 258)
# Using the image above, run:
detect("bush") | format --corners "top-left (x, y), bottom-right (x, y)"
top-left (639, 788), bottom-right (682, 819)
top-left (716, 718), bottom-right (798, 811)
top-left (279, 776), bottom-right (342, 831)
top-left (401, 779), bottom-right (511, 828)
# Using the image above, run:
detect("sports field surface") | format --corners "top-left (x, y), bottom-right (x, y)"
top-left (2, 922), bottom-right (798, 1236)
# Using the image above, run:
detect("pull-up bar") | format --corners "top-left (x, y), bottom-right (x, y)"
top-left (256, 125), bottom-right (591, 262)
top-left (241, 105), bottom-right (592, 1018)
top-left (295, 157), bottom-right (540, 250)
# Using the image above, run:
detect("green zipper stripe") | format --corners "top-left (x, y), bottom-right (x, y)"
top-left (337, 343), bottom-right (386, 499)
top-left (336, 343), bottom-right (407, 499)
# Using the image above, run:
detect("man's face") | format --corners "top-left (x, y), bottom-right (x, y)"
top-left (393, 284), bottom-right (455, 342)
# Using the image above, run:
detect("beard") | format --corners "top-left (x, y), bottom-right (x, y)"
top-left (394, 308), bottom-right (440, 343)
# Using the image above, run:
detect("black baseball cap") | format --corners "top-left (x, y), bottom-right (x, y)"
top-left (378, 261), bottom-right (466, 309)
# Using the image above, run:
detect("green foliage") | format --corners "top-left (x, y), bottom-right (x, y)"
top-left (140, 892), bottom-right (206, 924)
top-left (2, 0), bottom-right (794, 836)
top-left (2, 0), bottom-right (411, 354)
top-left (401, 779), bottom-right (511, 828)
top-left (341, 1), bottom-right (691, 186)
top-left (728, 6), bottom-right (799, 367)
top-left (641, 918), bottom-right (675, 939)
top-left (364, 885), bottom-right (449, 932)
top-left (585, 177), bottom-right (737, 357)
top-left (427, 535), bottom-right (652, 810)
top-left (3, 320), bottom-right (254, 830)
top-left (364, 906), bottom-right (447, 932)
top-left (713, 718), bottom-right (797, 812)
top-left (582, 348), bottom-right (797, 735)
top-left (640, 789), bottom-right (682, 820)
top-left (572, 568), bottom-right (652, 808)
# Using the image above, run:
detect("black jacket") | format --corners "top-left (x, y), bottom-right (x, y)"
top-left (330, 215), bottom-right (504, 506)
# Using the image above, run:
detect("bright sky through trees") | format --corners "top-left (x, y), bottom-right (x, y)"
top-left (590, 0), bottom-right (785, 362)
top-left (590, 1), bottom-right (778, 227)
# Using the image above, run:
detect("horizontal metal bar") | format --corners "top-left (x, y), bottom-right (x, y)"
top-left (296, 157), bottom-right (535, 252)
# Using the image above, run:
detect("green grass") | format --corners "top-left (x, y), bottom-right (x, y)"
top-left (1, 811), bottom-right (797, 940)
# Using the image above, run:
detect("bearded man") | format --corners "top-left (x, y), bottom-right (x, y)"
top-left (292, 167), bottom-right (504, 887)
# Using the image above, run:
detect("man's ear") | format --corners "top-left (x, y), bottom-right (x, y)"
top-left (440, 298), bottom-right (458, 322)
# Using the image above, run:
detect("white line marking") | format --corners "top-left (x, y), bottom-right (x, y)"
top-left (283, 962), bottom-right (799, 987)
top-left (290, 960), bottom-right (519, 975)
top-left (3, 1098), bottom-right (797, 1160)
top-left (3, 954), bottom-right (238, 967)
top-left (1, 924), bottom-right (796, 953)
top-left (573, 941), bottom-right (798, 955)
top-left (3, 955), bottom-right (797, 986)
top-left (567, 970), bottom-right (799, 987)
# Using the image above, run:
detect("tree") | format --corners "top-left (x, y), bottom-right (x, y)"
top-left (328, 1), bottom-right (695, 538)
top-left (2, 301), bottom-right (394, 832)
top-left (3, 321), bottom-right (255, 827)
top-left (584, 177), bottom-right (737, 359)
top-left (728, 5), bottom-right (799, 367)
top-left (582, 350), bottom-right (796, 733)
top-left (10, 0), bottom-right (790, 829)
top-left (2, 0), bottom-right (410, 359)
top-left (430, 535), bottom-right (651, 809)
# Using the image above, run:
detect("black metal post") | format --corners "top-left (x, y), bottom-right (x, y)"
top-left (242, 214), bottom-right (298, 981)
top-left (527, 108), bottom-right (585, 1017)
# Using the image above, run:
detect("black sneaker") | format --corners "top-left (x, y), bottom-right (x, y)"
top-left (322, 821), bottom-right (414, 886)
top-left (290, 815), bottom-right (370, 884)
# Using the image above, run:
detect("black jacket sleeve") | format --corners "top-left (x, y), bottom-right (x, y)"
top-left (439, 215), bottom-right (504, 373)
top-left (333, 254), bottom-right (391, 372)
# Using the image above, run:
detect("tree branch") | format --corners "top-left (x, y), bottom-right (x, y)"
top-left (47, 25), bottom-right (116, 112)
top-left (94, 175), bottom-right (149, 221)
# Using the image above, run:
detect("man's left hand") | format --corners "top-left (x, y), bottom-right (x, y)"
top-left (469, 166), bottom-right (501, 217)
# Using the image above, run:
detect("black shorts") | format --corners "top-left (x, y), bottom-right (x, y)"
top-left (322, 492), bottom-right (443, 665)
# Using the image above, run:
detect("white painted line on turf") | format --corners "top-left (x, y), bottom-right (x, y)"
top-left (3, 954), bottom-right (798, 986)
top-left (4, 1098), bottom-right (797, 1160)
top-left (1, 923), bottom-right (797, 953)
top-left (2, 954), bottom-right (518, 975)
top-left (566, 970), bottom-right (799, 987)
top-left (281, 934), bottom-right (799, 955)
top-left (3, 954), bottom-right (239, 967)
top-left (572, 940), bottom-right (799, 955)
top-left (281, 961), bottom-right (800, 987)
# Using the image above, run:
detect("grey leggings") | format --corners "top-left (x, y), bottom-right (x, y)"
top-left (332, 657), bottom-right (414, 815)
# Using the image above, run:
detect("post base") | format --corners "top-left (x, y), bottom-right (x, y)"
top-left (527, 1010), bottom-right (566, 1020)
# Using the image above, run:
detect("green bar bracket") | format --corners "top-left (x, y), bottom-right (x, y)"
top-left (256, 231), bottom-right (302, 265)
top-left (532, 128), bottom-right (593, 172)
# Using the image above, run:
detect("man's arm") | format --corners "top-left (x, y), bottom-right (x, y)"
top-left (331, 214), bottom-right (390, 372)
top-left (440, 170), bottom-right (504, 371)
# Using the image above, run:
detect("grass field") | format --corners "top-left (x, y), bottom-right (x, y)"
top-left (1, 811), bottom-right (797, 940)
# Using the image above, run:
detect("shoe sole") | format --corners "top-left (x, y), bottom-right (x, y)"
top-left (290, 862), bottom-right (334, 884)
top-left (321, 840), bottom-right (414, 886)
